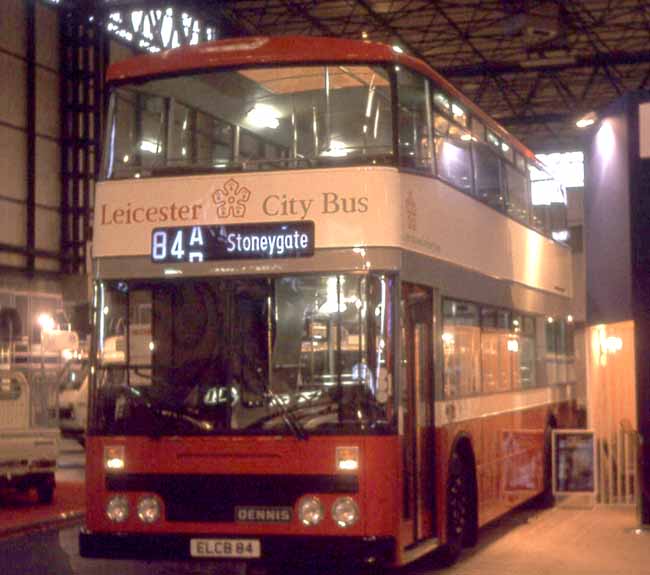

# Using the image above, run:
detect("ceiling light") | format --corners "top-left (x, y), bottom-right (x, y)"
top-left (246, 104), bottom-right (280, 129)
top-left (576, 112), bottom-right (597, 128)
top-left (321, 140), bottom-right (348, 158)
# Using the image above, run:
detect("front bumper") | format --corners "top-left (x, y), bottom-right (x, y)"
top-left (79, 529), bottom-right (394, 566)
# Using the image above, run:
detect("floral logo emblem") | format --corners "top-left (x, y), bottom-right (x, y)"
top-left (405, 189), bottom-right (417, 232)
top-left (212, 178), bottom-right (251, 218)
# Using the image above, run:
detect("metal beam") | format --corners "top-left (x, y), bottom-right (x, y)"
top-left (26, 0), bottom-right (36, 272)
top-left (439, 50), bottom-right (650, 78)
top-left (353, 0), bottom-right (429, 62)
top-left (497, 112), bottom-right (577, 126)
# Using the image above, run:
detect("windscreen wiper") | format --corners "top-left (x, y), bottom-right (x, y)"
top-left (266, 391), bottom-right (309, 441)
top-left (120, 383), bottom-right (214, 434)
top-left (247, 394), bottom-right (338, 438)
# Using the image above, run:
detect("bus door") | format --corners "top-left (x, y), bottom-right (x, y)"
top-left (400, 283), bottom-right (435, 546)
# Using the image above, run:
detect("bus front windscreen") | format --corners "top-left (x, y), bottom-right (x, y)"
top-left (91, 274), bottom-right (394, 436)
top-left (103, 65), bottom-right (393, 179)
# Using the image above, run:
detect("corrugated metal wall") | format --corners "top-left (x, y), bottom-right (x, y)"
top-left (0, 0), bottom-right (61, 275)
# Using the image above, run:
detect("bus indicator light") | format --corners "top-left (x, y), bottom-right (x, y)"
top-left (104, 445), bottom-right (125, 471)
top-left (336, 446), bottom-right (359, 471)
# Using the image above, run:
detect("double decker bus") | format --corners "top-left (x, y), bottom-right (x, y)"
top-left (80, 36), bottom-right (577, 569)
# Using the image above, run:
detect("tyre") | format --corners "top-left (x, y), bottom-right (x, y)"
top-left (440, 450), bottom-right (474, 565)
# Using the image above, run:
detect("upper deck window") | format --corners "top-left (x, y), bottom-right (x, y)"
top-left (487, 131), bottom-right (500, 149)
top-left (433, 91), bottom-right (451, 114)
top-left (397, 68), bottom-right (433, 172)
top-left (103, 64), bottom-right (393, 179)
top-left (450, 102), bottom-right (468, 127)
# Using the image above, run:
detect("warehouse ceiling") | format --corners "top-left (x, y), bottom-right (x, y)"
top-left (91, 0), bottom-right (650, 151)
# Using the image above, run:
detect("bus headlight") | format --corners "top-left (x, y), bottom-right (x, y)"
top-left (297, 496), bottom-right (323, 526)
top-left (332, 497), bottom-right (359, 527)
top-left (137, 496), bottom-right (161, 523)
top-left (106, 495), bottom-right (129, 523)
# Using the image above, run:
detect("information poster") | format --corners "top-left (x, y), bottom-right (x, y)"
top-left (552, 429), bottom-right (596, 494)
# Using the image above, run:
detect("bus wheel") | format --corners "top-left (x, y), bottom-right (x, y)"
top-left (441, 451), bottom-right (473, 564)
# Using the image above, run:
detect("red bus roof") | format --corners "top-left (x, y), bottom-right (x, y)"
top-left (107, 35), bottom-right (537, 162)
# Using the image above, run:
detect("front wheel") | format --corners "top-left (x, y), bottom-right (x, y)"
top-left (441, 451), bottom-right (474, 565)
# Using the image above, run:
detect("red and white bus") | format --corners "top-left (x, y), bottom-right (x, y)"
top-left (80, 35), bottom-right (577, 569)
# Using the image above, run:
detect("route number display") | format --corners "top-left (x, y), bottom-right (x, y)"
top-left (151, 221), bottom-right (315, 263)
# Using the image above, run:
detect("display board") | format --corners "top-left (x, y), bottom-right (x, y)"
top-left (552, 429), bottom-right (596, 495)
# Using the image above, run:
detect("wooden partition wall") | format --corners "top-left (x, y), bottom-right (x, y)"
top-left (587, 321), bottom-right (638, 504)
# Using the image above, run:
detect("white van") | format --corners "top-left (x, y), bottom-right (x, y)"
top-left (0, 370), bottom-right (59, 502)
top-left (58, 359), bottom-right (89, 443)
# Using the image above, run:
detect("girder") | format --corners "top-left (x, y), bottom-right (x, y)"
top-left (49, 0), bottom-right (650, 150)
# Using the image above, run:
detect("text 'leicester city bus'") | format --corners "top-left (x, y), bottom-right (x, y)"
top-left (80, 36), bottom-right (577, 569)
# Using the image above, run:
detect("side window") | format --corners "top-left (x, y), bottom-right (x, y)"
top-left (544, 317), bottom-right (561, 386)
top-left (529, 163), bottom-right (561, 236)
top-left (473, 142), bottom-right (503, 210)
top-left (433, 115), bottom-right (473, 193)
top-left (517, 315), bottom-right (537, 388)
top-left (442, 300), bottom-right (481, 398)
top-left (397, 69), bottom-right (432, 172)
top-left (480, 307), bottom-right (512, 393)
top-left (504, 162), bottom-right (530, 224)
top-left (443, 300), bottom-right (540, 396)
top-left (471, 117), bottom-right (485, 142)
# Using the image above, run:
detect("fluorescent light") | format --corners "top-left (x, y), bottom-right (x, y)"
top-left (321, 140), bottom-right (349, 157)
top-left (139, 139), bottom-right (159, 153)
top-left (246, 104), bottom-right (280, 129)
top-left (576, 112), bottom-right (597, 128)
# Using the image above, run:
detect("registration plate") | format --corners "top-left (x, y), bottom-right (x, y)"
top-left (190, 538), bottom-right (261, 559)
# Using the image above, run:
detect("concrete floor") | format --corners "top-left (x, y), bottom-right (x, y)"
top-left (0, 502), bottom-right (647, 574)
top-left (407, 502), bottom-right (648, 575)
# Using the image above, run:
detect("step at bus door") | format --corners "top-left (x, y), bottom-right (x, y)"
top-left (400, 283), bottom-right (435, 546)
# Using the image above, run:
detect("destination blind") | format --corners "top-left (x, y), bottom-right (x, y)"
top-left (151, 221), bottom-right (315, 263)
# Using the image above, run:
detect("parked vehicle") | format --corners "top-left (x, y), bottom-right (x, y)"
top-left (0, 369), bottom-right (59, 503)
top-left (0, 307), bottom-right (77, 503)
top-left (58, 358), bottom-right (89, 444)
